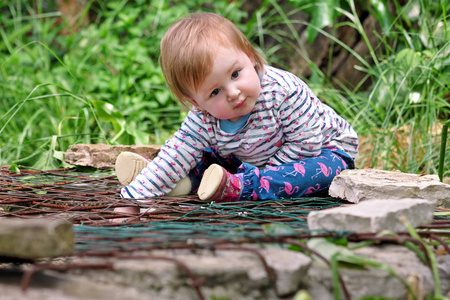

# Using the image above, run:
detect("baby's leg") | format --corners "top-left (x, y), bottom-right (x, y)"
top-left (238, 149), bottom-right (354, 201)
top-left (188, 147), bottom-right (243, 193)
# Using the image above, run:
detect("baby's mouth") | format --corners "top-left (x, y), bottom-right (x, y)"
top-left (234, 98), bottom-right (247, 109)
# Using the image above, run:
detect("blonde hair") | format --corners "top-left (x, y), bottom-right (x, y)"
top-left (160, 12), bottom-right (266, 107)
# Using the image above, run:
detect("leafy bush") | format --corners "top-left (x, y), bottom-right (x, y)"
top-left (1, 0), bottom-right (449, 177)
top-left (1, 0), bottom-right (245, 168)
top-left (245, 0), bottom-right (449, 176)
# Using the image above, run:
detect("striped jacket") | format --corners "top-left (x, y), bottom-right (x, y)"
top-left (121, 66), bottom-right (358, 199)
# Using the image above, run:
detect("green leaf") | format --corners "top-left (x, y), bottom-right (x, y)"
top-left (262, 223), bottom-right (296, 235)
top-left (305, 0), bottom-right (336, 43)
top-left (306, 238), bottom-right (354, 262)
top-left (293, 290), bottom-right (313, 300)
top-left (369, 0), bottom-right (395, 35)
top-left (8, 164), bottom-right (21, 174)
top-left (395, 48), bottom-right (421, 70)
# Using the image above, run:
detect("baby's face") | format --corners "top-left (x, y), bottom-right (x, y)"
top-left (185, 47), bottom-right (261, 122)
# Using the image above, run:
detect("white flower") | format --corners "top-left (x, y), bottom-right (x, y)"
top-left (409, 92), bottom-right (421, 103)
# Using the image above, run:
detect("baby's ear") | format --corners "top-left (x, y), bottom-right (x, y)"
top-left (183, 96), bottom-right (200, 108)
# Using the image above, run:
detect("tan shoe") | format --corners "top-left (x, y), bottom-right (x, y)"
top-left (115, 151), bottom-right (191, 196)
top-left (197, 164), bottom-right (242, 202)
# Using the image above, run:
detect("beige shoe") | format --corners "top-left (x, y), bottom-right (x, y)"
top-left (115, 151), bottom-right (191, 196)
top-left (115, 152), bottom-right (150, 186)
top-left (197, 164), bottom-right (242, 202)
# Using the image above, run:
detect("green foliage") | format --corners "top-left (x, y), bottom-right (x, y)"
top-left (0, 0), bottom-right (245, 169)
top-left (1, 0), bottom-right (449, 176)
top-left (248, 0), bottom-right (449, 176)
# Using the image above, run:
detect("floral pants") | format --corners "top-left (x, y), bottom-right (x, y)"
top-left (188, 148), bottom-right (355, 201)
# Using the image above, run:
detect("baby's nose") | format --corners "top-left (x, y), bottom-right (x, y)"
top-left (227, 87), bottom-right (240, 101)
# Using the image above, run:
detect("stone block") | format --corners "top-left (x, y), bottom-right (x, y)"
top-left (0, 219), bottom-right (74, 260)
top-left (64, 144), bottom-right (161, 169)
top-left (307, 199), bottom-right (434, 233)
top-left (329, 168), bottom-right (450, 207)
top-left (260, 247), bottom-right (312, 296)
top-left (306, 244), bottom-right (435, 299)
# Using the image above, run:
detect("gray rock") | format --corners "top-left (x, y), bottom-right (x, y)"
top-left (307, 198), bottom-right (434, 232)
top-left (437, 255), bottom-right (450, 295)
top-left (64, 144), bottom-right (161, 169)
top-left (0, 219), bottom-right (73, 260)
top-left (260, 246), bottom-right (312, 296)
top-left (329, 169), bottom-right (450, 207)
top-left (305, 244), bottom-right (435, 299)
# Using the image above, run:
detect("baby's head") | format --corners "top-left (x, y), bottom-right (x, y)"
top-left (160, 12), bottom-right (265, 107)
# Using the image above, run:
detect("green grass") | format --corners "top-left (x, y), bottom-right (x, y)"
top-left (248, 0), bottom-right (449, 176)
top-left (1, 0), bottom-right (449, 176)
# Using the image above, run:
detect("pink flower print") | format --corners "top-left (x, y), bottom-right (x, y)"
top-left (198, 128), bottom-right (202, 133)
top-left (263, 126), bottom-right (269, 130)
top-left (208, 127), bottom-right (212, 133)
top-left (305, 184), bottom-right (321, 195)
top-left (268, 166), bottom-right (284, 171)
top-left (170, 162), bottom-right (176, 166)
top-left (284, 161), bottom-right (306, 177)
top-left (287, 115), bottom-right (291, 121)
top-left (274, 140), bottom-right (283, 147)
top-left (277, 182), bottom-right (299, 196)
top-left (259, 176), bottom-right (272, 193)
top-left (312, 163), bottom-right (332, 179)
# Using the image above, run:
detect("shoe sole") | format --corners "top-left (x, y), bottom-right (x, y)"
top-left (197, 164), bottom-right (226, 201)
top-left (115, 152), bottom-right (150, 186)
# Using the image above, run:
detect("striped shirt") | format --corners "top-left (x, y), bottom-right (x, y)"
top-left (121, 66), bottom-right (358, 199)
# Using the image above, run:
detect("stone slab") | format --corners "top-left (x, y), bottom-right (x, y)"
top-left (307, 198), bottom-right (434, 232)
top-left (305, 243), bottom-right (437, 299)
top-left (329, 168), bottom-right (450, 207)
top-left (64, 144), bottom-right (161, 169)
top-left (65, 247), bottom-right (312, 299)
top-left (260, 247), bottom-right (312, 296)
top-left (0, 219), bottom-right (74, 260)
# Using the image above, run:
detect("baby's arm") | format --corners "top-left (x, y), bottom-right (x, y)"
top-left (120, 111), bottom-right (211, 199)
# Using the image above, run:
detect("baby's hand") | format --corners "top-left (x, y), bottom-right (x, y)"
top-left (111, 206), bottom-right (140, 224)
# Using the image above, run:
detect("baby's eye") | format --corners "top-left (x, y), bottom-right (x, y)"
top-left (211, 88), bottom-right (220, 97)
top-left (231, 70), bottom-right (240, 79)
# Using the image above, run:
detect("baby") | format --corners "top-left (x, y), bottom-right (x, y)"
top-left (115, 12), bottom-right (358, 211)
